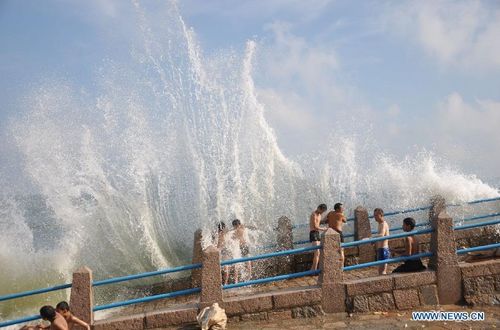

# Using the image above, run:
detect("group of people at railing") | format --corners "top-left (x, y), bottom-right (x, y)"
top-left (19, 301), bottom-right (89, 330)
top-left (214, 219), bottom-right (253, 285)
top-left (309, 203), bottom-right (427, 275)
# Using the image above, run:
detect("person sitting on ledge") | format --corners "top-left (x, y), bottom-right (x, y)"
top-left (392, 217), bottom-right (427, 273)
top-left (21, 305), bottom-right (68, 330)
top-left (55, 301), bottom-right (90, 330)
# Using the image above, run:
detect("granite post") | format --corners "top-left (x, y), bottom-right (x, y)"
top-left (70, 266), bottom-right (93, 327)
top-left (276, 216), bottom-right (294, 275)
top-left (354, 206), bottom-right (375, 263)
top-left (430, 211), bottom-right (463, 304)
top-left (319, 228), bottom-right (346, 313)
top-left (191, 229), bottom-right (203, 288)
top-left (200, 245), bottom-right (223, 309)
top-left (427, 195), bottom-right (446, 270)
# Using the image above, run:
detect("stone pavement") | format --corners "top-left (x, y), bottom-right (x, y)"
top-left (157, 305), bottom-right (500, 330)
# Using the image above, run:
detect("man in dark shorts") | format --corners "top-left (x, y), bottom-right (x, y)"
top-left (309, 204), bottom-right (328, 271)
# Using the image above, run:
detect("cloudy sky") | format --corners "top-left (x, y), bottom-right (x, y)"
top-left (1, 0), bottom-right (499, 188)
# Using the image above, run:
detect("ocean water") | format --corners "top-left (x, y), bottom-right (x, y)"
top-left (1, 0), bottom-right (499, 323)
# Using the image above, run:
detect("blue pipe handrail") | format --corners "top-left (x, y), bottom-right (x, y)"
top-left (462, 212), bottom-right (500, 222)
top-left (0, 283), bottom-right (71, 302)
top-left (93, 263), bottom-right (202, 287)
top-left (341, 228), bottom-right (434, 248)
top-left (390, 212), bottom-right (500, 233)
top-left (344, 252), bottom-right (433, 271)
top-left (368, 205), bottom-right (432, 219)
top-left (223, 269), bottom-right (320, 290)
top-left (93, 287), bottom-right (201, 312)
top-left (457, 242), bottom-right (500, 255)
top-left (466, 196), bottom-right (500, 205)
top-left (454, 218), bottom-right (500, 231)
top-left (221, 245), bottom-right (321, 266)
top-left (0, 315), bottom-right (41, 328)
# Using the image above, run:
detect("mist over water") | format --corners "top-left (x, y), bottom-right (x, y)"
top-left (0, 0), bottom-right (498, 321)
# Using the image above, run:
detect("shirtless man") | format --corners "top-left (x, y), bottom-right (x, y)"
top-left (231, 219), bottom-right (251, 283)
top-left (20, 305), bottom-right (68, 330)
top-left (392, 217), bottom-right (426, 273)
top-left (373, 208), bottom-right (390, 275)
top-left (327, 203), bottom-right (346, 265)
top-left (55, 301), bottom-right (90, 330)
top-left (309, 204), bottom-right (328, 271)
top-left (216, 222), bottom-right (231, 285)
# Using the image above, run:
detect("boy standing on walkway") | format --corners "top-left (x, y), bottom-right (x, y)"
top-left (309, 204), bottom-right (328, 271)
top-left (373, 208), bottom-right (390, 275)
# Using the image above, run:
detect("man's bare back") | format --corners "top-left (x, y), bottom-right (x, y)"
top-left (327, 211), bottom-right (345, 232)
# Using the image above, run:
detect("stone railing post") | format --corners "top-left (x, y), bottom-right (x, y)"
top-left (354, 206), bottom-right (375, 263)
top-left (276, 216), bottom-right (293, 250)
top-left (429, 195), bottom-right (446, 221)
top-left (276, 216), bottom-right (293, 274)
top-left (191, 229), bottom-right (203, 287)
top-left (70, 266), bottom-right (93, 327)
top-left (430, 211), bottom-right (462, 304)
top-left (200, 245), bottom-right (223, 309)
top-left (427, 195), bottom-right (446, 269)
top-left (319, 228), bottom-right (345, 313)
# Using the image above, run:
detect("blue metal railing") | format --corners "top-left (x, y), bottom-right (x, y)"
top-left (457, 242), bottom-right (500, 255)
top-left (367, 205), bottom-right (432, 219)
top-left (344, 252), bottom-right (433, 271)
top-left (221, 245), bottom-right (321, 266)
top-left (341, 228), bottom-right (434, 248)
top-left (0, 315), bottom-right (41, 328)
top-left (465, 196), bottom-right (500, 205)
top-left (93, 287), bottom-right (201, 311)
top-left (223, 269), bottom-right (320, 290)
top-left (92, 263), bottom-right (202, 287)
top-left (0, 283), bottom-right (71, 302)
top-left (462, 212), bottom-right (500, 222)
top-left (454, 218), bottom-right (500, 231)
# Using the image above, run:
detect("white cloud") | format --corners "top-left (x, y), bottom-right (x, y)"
top-left (429, 92), bottom-right (500, 176)
top-left (384, 0), bottom-right (500, 70)
top-left (438, 93), bottom-right (500, 144)
top-left (387, 104), bottom-right (400, 117)
top-left (254, 23), bottom-right (364, 153)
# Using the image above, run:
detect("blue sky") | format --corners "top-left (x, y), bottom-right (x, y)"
top-left (1, 0), bottom-right (500, 186)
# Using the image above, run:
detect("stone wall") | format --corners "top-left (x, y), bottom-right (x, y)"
top-left (460, 259), bottom-right (500, 306)
top-left (345, 271), bottom-right (438, 312)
